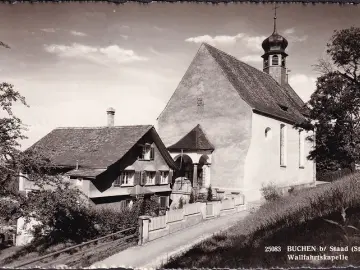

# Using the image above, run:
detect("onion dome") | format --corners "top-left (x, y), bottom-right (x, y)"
top-left (262, 32), bottom-right (288, 52)
top-left (262, 6), bottom-right (288, 52)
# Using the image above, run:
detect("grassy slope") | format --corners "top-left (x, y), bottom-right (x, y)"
top-left (164, 173), bottom-right (360, 268)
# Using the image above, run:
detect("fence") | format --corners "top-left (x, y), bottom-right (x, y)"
top-left (12, 227), bottom-right (138, 268)
top-left (139, 195), bottom-right (245, 245)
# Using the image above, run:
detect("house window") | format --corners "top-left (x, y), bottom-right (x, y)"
top-left (139, 144), bottom-right (154, 160)
top-left (272, 55), bottom-right (279, 66)
top-left (299, 130), bottom-right (305, 168)
top-left (160, 171), bottom-right (169, 184)
top-left (146, 171), bottom-right (156, 185)
top-left (280, 124), bottom-right (287, 167)
top-left (122, 171), bottom-right (135, 186)
top-left (114, 171), bottom-right (135, 187)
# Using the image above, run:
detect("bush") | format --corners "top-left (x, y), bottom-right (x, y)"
top-left (178, 197), bottom-right (184, 209)
top-left (22, 188), bottom-right (161, 251)
top-left (189, 190), bottom-right (195, 204)
top-left (261, 182), bottom-right (282, 201)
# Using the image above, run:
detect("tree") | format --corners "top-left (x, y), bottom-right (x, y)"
top-left (298, 27), bottom-right (360, 173)
top-left (0, 42), bottom-right (63, 222)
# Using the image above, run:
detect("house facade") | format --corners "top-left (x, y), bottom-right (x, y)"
top-left (157, 18), bottom-right (315, 201)
top-left (20, 109), bottom-right (177, 210)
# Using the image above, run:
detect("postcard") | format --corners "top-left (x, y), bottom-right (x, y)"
top-left (0, 2), bottom-right (359, 269)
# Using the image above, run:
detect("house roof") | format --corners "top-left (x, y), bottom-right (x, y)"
top-left (168, 124), bottom-right (215, 152)
top-left (202, 43), bottom-right (307, 124)
top-left (28, 125), bottom-right (178, 170)
top-left (66, 168), bottom-right (106, 179)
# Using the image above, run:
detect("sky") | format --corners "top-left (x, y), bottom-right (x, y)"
top-left (0, 3), bottom-right (359, 149)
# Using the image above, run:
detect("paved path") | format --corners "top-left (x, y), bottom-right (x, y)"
top-left (91, 210), bottom-right (250, 269)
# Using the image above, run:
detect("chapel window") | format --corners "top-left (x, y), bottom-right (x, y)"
top-left (299, 130), bottom-right (305, 168)
top-left (280, 124), bottom-right (287, 167)
top-left (265, 127), bottom-right (272, 140)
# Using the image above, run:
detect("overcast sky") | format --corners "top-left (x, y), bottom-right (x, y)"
top-left (0, 3), bottom-right (359, 149)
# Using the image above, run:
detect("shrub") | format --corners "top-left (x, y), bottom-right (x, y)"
top-left (178, 197), bottom-right (184, 209)
top-left (261, 182), bottom-right (282, 201)
top-left (189, 190), bottom-right (195, 204)
top-left (22, 188), bottom-right (161, 251)
top-left (207, 185), bottom-right (213, 202)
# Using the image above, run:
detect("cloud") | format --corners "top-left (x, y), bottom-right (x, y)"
top-left (281, 28), bottom-right (308, 43)
top-left (41, 28), bottom-right (56, 33)
top-left (241, 35), bottom-right (267, 52)
top-left (120, 35), bottom-right (129, 40)
top-left (154, 26), bottom-right (165, 32)
top-left (283, 28), bottom-right (295, 35)
top-left (70, 30), bottom-right (87, 37)
top-left (185, 33), bottom-right (266, 52)
top-left (240, 55), bottom-right (262, 63)
top-left (149, 47), bottom-right (165, 56)
top-left (185, 34), bottom-right (244, 46)
top-left (44, 43), bottom-right (148, 64)
top-left (288, 73), bottom-right (317, 102)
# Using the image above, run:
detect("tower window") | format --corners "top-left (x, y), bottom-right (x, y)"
top-left (282, 57), bottom-right (286, 67)
top-left (272, 55), bottom-right (279, 66)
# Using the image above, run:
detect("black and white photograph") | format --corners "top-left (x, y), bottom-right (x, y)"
top-left (0, 2), bottom-right (360, 268)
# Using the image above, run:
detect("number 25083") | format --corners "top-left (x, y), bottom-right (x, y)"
top-left (265, 246), bottom-right (281, 252)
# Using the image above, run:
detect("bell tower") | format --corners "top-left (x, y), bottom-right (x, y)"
top-left (261, 5), bottom-right (289, 86)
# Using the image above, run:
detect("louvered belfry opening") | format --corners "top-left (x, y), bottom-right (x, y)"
top-left (106, 107), bottom-right (115, 127)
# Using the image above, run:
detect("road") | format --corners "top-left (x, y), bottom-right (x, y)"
top-left (91, 210), bottom-right (249, 269)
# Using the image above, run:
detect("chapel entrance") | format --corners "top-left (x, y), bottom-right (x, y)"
top-left (167, 124), bottom-right (214, 194)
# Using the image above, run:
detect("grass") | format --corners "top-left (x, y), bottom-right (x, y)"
top-left (0, 234), bottom-right (137, 268)
top-left (164, 172), bottom-right (360, 268)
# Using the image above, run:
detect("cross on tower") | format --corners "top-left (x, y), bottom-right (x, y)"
top-left (272, 4), bottom-right (279, 33)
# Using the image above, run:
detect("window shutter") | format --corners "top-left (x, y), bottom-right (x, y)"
top-left (134, 171), bottom-right (140, 185)
top-left (119, 172), bottom-right (124, 185)
top-left (114, 175), bottom-right (121, 187)
top-left (168, 170), bottom-right (173, 183)
top-left (141, 171), bottom-right (147, 185)
top-left (155, 171), bottom-right (161, 185)
top-left (150, 146), bottom-right (155, 160)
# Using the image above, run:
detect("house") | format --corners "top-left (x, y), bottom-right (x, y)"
top-left (156, 15), bottom-right (316, 201)
top-left (19, 108), bottom-right (178, 210)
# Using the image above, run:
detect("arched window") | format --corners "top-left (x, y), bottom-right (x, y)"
top-left (281, 57), bottom-right (286, 67)
top-left (280, 124), bottom-right (287, 167)
top-left (272, 55), bottom-right (279, 66)
top-left (265, 127), bottom-right (272, 140)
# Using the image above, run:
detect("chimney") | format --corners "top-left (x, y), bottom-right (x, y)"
top-left (106, 107), bottom-right (115, 127)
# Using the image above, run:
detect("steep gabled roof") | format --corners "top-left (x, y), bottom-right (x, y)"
top-left (28, 125), bottom-right (177, 170)
top-left (168, 124), bottom-right (214, 152)
top-left (201, 43), bottom-right (307, 124)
